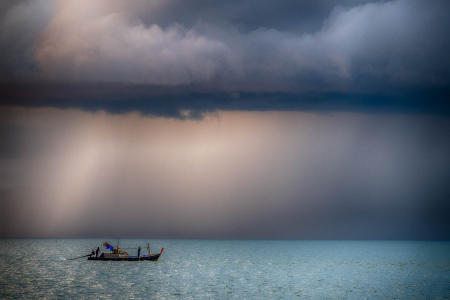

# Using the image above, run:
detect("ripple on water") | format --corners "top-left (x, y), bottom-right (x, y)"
top-left (0, 239), bottom-right (449, 299)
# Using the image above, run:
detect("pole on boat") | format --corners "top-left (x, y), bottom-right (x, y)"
top-left (67, 254), bottom-right (91, 260)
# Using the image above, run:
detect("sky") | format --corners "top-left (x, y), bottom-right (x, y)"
top-left (0, 0), bottom-right (449, 238)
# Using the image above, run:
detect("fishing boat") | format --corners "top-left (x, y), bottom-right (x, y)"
top-left (86, 242), bottom-right (164, 261)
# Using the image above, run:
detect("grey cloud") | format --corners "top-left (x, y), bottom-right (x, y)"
top-left (131, 0), bottom-right (374, 33)
top-left (0, 0), bottom-right (53, 81)
top-left (1, 0), bottom-right (449, 93)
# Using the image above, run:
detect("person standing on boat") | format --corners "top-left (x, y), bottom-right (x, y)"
top-left (137, 246), bottom-right (141, 259)
top-left (95, 247), bottom-right (100, 257)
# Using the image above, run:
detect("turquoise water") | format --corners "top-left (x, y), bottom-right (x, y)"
top-left (0, 239), bottom-right (449, 299)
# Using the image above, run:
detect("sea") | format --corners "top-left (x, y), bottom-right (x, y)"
top-left (0, 239), bottom-right (449, 299)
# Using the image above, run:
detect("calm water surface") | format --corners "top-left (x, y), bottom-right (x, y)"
top-left (0, 239), bottom-right (449, 299)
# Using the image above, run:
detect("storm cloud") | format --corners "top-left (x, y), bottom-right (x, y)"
top-left (0, 0), bottom-right (449, 116)
top-left (0, 1), bottom-right (449, 239)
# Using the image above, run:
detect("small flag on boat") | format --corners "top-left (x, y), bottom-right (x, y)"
top-left (104, 242), bottom-right (114, 250)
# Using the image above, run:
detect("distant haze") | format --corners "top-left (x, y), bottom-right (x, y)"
top-left (1, 108), bottom-right (449, 238)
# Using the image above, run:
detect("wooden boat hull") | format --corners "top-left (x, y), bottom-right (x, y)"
top-left (88, 253), bottom-right (161, 261)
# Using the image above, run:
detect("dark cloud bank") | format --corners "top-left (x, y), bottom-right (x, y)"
top-left (0, 0), bottom-right (449, 117)
top-left (1, 83), bottom-right (450, 119)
